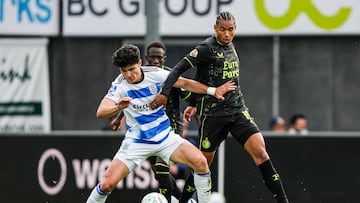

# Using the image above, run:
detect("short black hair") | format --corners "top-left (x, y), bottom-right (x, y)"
top-left (216, 11), bottom-right (235, 24)
top-left (289, 114), bottom-right (307, 125)
top-left (112, 44), bottom-right (140, 68)
top-left (146, 41), bottom-right (167, 54)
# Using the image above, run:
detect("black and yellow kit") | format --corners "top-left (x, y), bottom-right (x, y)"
top-left (162, 36), bottom-right (260, 150)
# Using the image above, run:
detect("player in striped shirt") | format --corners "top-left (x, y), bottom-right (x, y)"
top-left (86, 44), bottom-right (236, 203)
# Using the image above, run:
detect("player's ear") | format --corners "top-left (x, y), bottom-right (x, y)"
top-left (138, 59), bottom-right (142, 65)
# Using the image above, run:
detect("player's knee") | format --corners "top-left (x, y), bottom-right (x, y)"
top-left (100, 179), bottom-right (117, 192)
top-left (192, 154), bottom-right (209, 173)
top-left (254, 150), bottom-right (270, 165)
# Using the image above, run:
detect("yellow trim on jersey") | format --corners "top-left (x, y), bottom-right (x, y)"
top-left (182, 91), bottom-right (192, 101)
top-left (184, 57), bottom-right (196, 68)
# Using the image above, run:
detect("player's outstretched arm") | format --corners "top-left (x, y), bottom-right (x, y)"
top-left (151, 78), bottom-right (236, 109)
top-left (96, 97), bottom-right (131, 118)
top-left (174, 77), bottom-right (236, 100)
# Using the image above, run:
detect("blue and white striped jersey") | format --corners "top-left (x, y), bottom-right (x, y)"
top-left (104, 66), bottom-right (172, 144)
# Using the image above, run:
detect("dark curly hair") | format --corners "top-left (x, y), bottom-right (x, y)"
top-left (112, 44), bottom-right (140, 68)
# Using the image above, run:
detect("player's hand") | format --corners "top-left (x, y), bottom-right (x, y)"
top-left (150, 94), bottom-right (168, 109)
top-left (184, 106), bottom-right (197, 122)
top-left (118, 97), bottom-right (131, 109)
top-left (214, 81), bottom-right (236, 100)
top-left (110, 111), bottom-right (124, 131)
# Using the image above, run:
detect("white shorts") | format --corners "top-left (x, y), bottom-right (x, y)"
top-left (113, 131), bottom-right (185, 171)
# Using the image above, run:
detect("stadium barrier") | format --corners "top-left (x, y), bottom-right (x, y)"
top-left (1, 131), bottom-right (359, 203)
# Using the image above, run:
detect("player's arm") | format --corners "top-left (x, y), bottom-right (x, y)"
top-left (174, 77), bottom-right (236, 100)
top-left (161, 59), bottom-right (191, 97)
top-left (109, 111), bottom-right (125, 131)
top-left (96, 97), bottom-right (131, 118)
top-left (151, 79), bottom-right (236, 109)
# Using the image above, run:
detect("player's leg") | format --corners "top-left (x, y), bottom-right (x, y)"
top-left (152, 157), bottom-right (179, 202)
top-left (170, 141), bottom-right (211, 203)
top-left (244, 132), bottom-right (289, 203)
top-left (148, 156), bottom-right (174, 200)
top-left (231, 111), bottom-right (289, 203)
top-left (179, 150), bottom-right (216, 203)
top-left (180, 115), bottom-right (229, 203)
top-left (179, 172), bottom-right (196, 203)
top-left (86, 159), bottom-right (129, 203)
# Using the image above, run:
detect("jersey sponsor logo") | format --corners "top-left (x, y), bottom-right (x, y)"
top-left (222, 61), bottom-right (239, 79)
top-left (132, 103), bottom-right (150, 112)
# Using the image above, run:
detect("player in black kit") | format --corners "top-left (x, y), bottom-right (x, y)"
top-left (151, 11), bottom-right (289, 203)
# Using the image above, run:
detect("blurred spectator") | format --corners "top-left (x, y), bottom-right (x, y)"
top-left (288, 113), bottom-right (309, 135)
top-left (269, 116), bottom-right (286, 132)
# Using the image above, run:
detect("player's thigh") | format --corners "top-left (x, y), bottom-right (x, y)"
top-left (198, 115), bottom-right (229, 152)
top-left (230, 112), bottom-right (260, 146)
top-left (103, 159), bottom-right (130, 185)
top-left (243, 132), bottom-right (269, 165)
top-left (170, 141), bottom-right (205, 170)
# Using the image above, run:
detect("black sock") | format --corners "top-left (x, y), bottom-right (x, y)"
top-left (170, 174), bottom-right (182, 199)
top-left (154, 163), bottom-right (173, 202)
top-left (258, 159), bottom-right (289, 203)
top-left (179, 172), bottom-right (196, 203)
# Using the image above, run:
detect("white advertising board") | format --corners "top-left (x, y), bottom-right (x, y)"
top-left (62, 0), bottom-right (360, 36)
top-left (0, 0), bottom-right (59, 36)
top-left (0, 38), bottom-right (51, 133)
top-left (1, 0), bottom-right (359, 36)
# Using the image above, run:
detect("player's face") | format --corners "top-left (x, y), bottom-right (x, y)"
top-left (214, 19), bottom-right (236, 45)
top-left (146, 47), bottom-right (166, 68)
top-left (120, 59), bottom-right (143, 83)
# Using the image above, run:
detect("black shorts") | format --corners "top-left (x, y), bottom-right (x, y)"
top-left (197, 110), bottom-right (260, 152)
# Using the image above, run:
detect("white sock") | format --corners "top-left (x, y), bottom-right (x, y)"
top-left (194, 172), bottom-right (212, 203)
top-left (86, 184), bottom-right (108, 203)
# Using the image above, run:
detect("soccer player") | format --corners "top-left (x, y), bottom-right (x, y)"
top-left (109, 41), bottom-right (192, 202)
top-left (86, 44), bottom-right (236, 203)
top-left (150, 11), bottom-right (289, 203)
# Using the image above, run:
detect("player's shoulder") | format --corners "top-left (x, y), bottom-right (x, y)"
top-left (142, 66), bottom-right (159, 72)
top-left (192, 36), bottom-right (215, 54)
top-left (204, 35), bottom-right (216, 44)
top-left (163, 66), bottom-right (172, 71)
top-left (113, 74), bottom-right (126, 84)
top-left (142, 66), bottom-right (169, 74)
